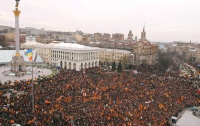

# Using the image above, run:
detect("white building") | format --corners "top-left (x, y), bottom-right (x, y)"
top-left (25, 36), bottom-right (36, 42)
top-left (21, 41), bottom-right (100, 71)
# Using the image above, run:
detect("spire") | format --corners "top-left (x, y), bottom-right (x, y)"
top-left (141, 24), bottom-right (146, 40)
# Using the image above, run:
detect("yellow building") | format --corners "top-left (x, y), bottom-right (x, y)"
top-left (74, 33), bottom-right (83, 42)
top-left (167, 41), bottom-right (196, 56)
top-left (82, 34), bottom-right (92, 43)
top-left (21, 41), bottom-right (54, 64)
top-left (5, 32), bottom-right (15, 42)
top-left (99, 48), bottom-right (131, 65)
top-left (132, 27), bottom-right (158, 65)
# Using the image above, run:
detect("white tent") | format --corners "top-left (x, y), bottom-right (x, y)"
top-left (176, 111), bottom-right (200, 126)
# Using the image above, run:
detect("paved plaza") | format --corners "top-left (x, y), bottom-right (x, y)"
top-left (0, 66), bottom-right (53, 84)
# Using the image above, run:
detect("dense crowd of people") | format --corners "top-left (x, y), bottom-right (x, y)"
top-left (0, 63), bottom-right (200, 125)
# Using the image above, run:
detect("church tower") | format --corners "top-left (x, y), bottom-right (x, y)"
top-left (127, 30), bottom-right (133, 42)
top-left (141, 27), bottom-right (146, 40)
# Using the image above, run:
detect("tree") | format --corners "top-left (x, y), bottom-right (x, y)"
top-left (117, 62), bottom-right (122, 73)
top-left (158, 54), bottom-right (174, 72)
top-left (112, 61), bottom-right (116, 71)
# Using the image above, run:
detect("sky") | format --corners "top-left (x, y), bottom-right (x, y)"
top-left (0, 0), bottom-right (200, 42)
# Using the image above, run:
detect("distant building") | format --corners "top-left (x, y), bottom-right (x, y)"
top-left (25, 27), bottom-right (36, 35)
top-left (25, 35), bottom-right (36, 42)
top-left (102, 33), bottom-right (111, 42)
top-left (112, 33), bottom-right (124, 42)
top-left (82, 34), bottom-right (92, 43)
top-left (0, 33), bottom-right (5, 46)
top-left (94, 33), bottom-right (102, 42)
top-left (183, 47), bottom-right (196, 62)
top-left (74, 33), bottom-right (83, 42)
top-left (25, 27), bottom-right (45, 35)
top-left (127, 30), bottom-right (133, 42)
top-left (196, 45), bottom-right (200, 63)
top-left (75, 29), bottom-right (83, 35)
top-left (5, 32), bottom-right (15, 42)
top-left (135, 36), bottom-right (137, 42)
top-left (167, 41), bottom-right (196, 56)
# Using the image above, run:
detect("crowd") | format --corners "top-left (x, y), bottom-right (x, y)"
top-left (0, 64), bottom-right (200, 126)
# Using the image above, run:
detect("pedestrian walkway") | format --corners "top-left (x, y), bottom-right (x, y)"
top-left (0, 66), bottom-right (53, 84)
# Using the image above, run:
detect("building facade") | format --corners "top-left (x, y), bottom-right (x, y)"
top-left (21, 41), bottom-right (100, 71)
top-left (99, 48), bottom-right (131, 65)
top-left (112, 33), bottom-right (124, 42)
top-left (74, 33), bottom-right (83, 42)
top-left (25, 35), bottom-right (36, 42)
top-left (132, 27), bottom-right (158, 65)
top-left (94, 33), bottom-right (102, 42)
top-left (82, 34), bottom-right (92, 43)
top-left (5, 32), bottom-right (15, 42)
top-left (102, 33), bottom-right (111, 42)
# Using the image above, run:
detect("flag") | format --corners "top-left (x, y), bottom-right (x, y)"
top-left (25, 49), bottom-right (33, 61)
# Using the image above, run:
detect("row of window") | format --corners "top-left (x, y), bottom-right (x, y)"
top-left (101, 52), bottom-right (128, 56)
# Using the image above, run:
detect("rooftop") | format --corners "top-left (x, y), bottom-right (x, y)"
top-left (22, 41), bottom-right (100, 50)
top-left (101, 48), bottom-right (131, 53)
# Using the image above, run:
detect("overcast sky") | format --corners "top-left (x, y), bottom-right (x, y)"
top-left (0, 0), bottom-right (200, 42)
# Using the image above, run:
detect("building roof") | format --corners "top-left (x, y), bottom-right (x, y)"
top-left (23, 41), bottom-right (100, 51)
top-left (23, 41), bottom-right (46, 47)
top-left (0, 50), bottom-right (43, 64)
top-left (101, 48), bottom-right (131, 53)
top-left (51, 42), bottom-right (100, 50)
top-left (172, 43), bottom-right (177, 46)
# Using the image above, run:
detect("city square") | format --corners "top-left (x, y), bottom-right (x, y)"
top-left (0, 66), bottom-right (53, 84)
top-left (0, 0), bottom-right (200, 126)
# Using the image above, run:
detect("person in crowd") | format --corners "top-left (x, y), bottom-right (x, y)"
top-left (0, 64), bottom-right (199, 126)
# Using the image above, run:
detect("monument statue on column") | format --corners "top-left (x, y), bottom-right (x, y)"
top-left (9, 0), bottom-right (26, 75)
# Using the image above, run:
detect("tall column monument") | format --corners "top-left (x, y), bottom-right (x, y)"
top-left (10, 0), bottom-right (26, 74)
top-left (13, 0), bottom-right (21, 56)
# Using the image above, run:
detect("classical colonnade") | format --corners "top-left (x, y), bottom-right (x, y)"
top-left (51, 50), bottom-right (99, 71)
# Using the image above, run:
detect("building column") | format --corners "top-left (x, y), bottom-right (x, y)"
top-left (91, 52), bottom-right (92, 60)
top-left (76, 53), bottom-right (77, 61)
top-left (63, 61), bottom-right (65, 68)
top-left (13, 9), bottom-right (21, 56)
top-left (70, 52), bottom-right (71, 61)
top-left (76, 63), bottom-right (80, 71)
top-left (66, 62), bottom-right (69, 69)
top-left (78, 53), bottom-right (79, 61)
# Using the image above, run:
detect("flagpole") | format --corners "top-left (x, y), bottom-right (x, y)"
top-left (32, 49), bottom-right (34, 112)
